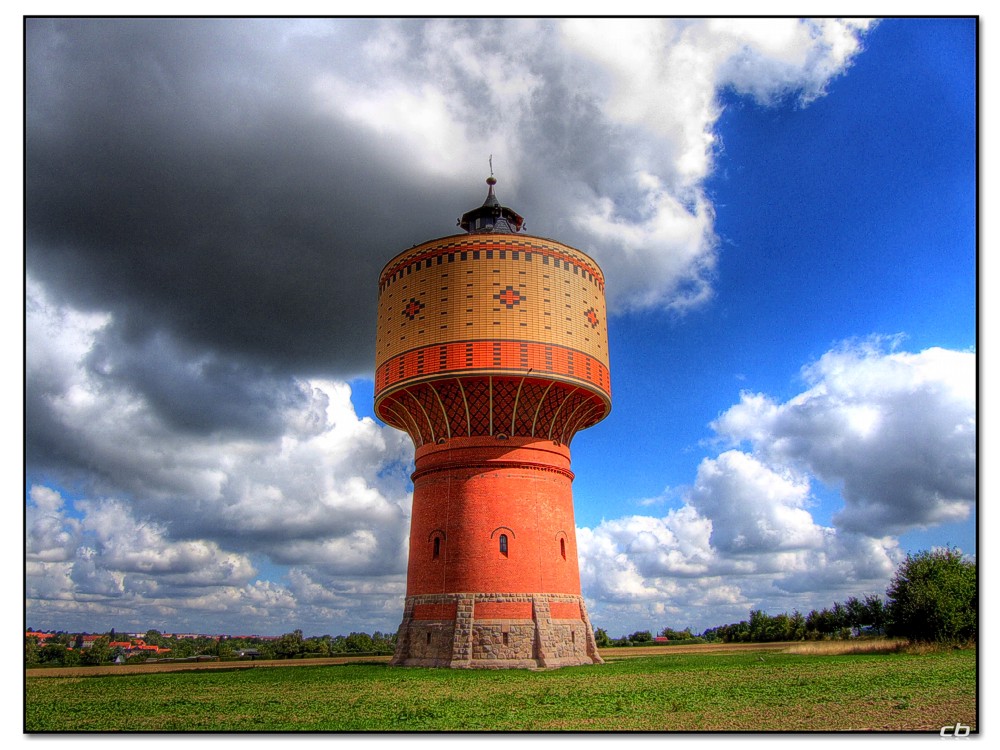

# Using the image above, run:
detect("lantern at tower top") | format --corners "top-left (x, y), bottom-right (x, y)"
top-left (457, 174), bottom-right (525, 234)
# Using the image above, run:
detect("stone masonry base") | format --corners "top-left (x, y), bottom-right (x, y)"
top-left (390, 593), bottom-right (604, 669)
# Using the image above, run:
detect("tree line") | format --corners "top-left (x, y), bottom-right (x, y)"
top-left (596, 547), bottom-right (976, 647)
top-left (25, 627), bottom-right (397, 667)
top-left (699, 596), bottom-right (884, 644)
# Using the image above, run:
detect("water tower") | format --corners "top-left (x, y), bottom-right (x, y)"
top-left (374, 175), bottom-right (611, 668)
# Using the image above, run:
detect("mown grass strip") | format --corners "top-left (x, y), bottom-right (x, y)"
top-left (25, 648), bottom-right (976, 732)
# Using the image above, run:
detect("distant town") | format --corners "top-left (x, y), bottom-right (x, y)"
top-left (25, 627), bottom-right (398, 666)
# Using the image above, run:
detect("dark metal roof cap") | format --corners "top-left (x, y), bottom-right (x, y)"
top-left (458, 175), bottom-right (524, 234)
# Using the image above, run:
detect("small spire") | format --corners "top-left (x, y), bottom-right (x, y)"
top-left (486, 156), bottom-right (497, 200)
top-left (457, 167), bottom-right (524, 235)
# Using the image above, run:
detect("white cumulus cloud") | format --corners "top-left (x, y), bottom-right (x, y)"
top-left (24, 283), bottom-right (415, 634)
top-left (712, 339), bottom-right (976, 534)
top-left (577, 338), bottom-right (969, 635)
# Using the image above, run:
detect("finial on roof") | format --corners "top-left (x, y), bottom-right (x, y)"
top-left (457, 164), bottom-right (524, 235)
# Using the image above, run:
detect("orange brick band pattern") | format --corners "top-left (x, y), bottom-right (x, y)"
top-left (375, 339), bottom-right (611, 396)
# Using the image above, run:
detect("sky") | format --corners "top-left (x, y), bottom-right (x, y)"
top-left (23, 17), bottom-right (977, 639)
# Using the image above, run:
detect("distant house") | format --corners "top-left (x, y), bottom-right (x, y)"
top-left (104, 637), bottom-right (172, 657)
top-left (127, 638), bottom-right (171, 655)
top-left (236, 648), bottom-right (261, 660)
top-left (653, 637), bottom-right (670, 643)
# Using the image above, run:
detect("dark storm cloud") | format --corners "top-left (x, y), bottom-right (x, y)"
top-left (83, 325), bottom-right (326, 437)
top-left (26, 18), bottom-right (466, 379)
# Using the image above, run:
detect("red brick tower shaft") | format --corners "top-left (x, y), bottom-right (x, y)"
top-left (375, 176), bottom-right (610, 668)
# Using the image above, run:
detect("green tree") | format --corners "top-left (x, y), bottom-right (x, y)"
top-left (789, 610), bottom-right (807, 640)
top-left (329, 635), bottom-right (347, 654)
top-left (274, 630), bottom-right (305, 659)
top-left (844, 597), bottom-right (866, 634)
top-left (805, 608), bottom-right (824, 636)
top-left (344, 632), bottom-right (375, 653)
top-left (627, 630), bottom-right (652, 644)
top-left (25, 637), bottom-right (41, 666)
top-left (769, 612), bottom-right (792, 642)
top-left (593, 628), bottom-right (611, 647)
top-left (657, 626), bottom-right (694, 640)
top-left (864, 594), bottom-right (886, 635)
top-left (747, 610), bottom-right (769, 642)
top-left (303, 636), bottom-right (330, 657)
top-left (39, 643), bottom-right (66, 664)
top-left (830, 601), bottom-right (849, 635)
top-left (81, 636), bottom-right (111, 665)
top-left (886, 547), bottom-right (976, 643)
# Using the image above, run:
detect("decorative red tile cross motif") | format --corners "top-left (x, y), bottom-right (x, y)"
top-left (585, 307), bottom-right (599, 328)
top-left (494, 286), bottom-right (524, 309)
top-left (403, 298), bottom-right (425, 320)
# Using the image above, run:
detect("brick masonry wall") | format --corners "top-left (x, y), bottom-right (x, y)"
top-left (391, 592), bottom-right (603, 669)
top-left (405, 437), bottom-right (582, 597)
top-left (412, 602), bottom-right (458, 620)
top-left (549, 601), bottom-right (582, 620)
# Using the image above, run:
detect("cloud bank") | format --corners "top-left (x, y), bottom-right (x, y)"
top-left (579, 340), bottom-right (974, 632)
top-left (26, 280), bottom-right (412, 634)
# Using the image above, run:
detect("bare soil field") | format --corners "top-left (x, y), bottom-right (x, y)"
top-left (25, 641), bottom-right (819, 678)
top-left (600, 641), bottom-right (794, 658)
top-left (25, 654), bottom-right (391, 678)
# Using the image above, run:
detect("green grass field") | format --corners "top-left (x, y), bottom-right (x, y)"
top-left (25, 646), bottom-right (976, 732)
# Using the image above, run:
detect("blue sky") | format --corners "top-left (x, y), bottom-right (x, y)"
top-left (24, 17), bottom-right (976, 638)
top-left (574, 17), bottom-right (975, 529)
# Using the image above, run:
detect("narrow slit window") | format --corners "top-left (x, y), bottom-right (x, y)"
top-left (499, 534), bottom-right (508, 557)
top-left (560, 538), bottom-right (566, 560)
top-left (433, 537), bottom-right (441, 559)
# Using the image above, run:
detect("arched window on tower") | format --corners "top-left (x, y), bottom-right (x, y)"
top-left (499, 534), bottom-right (508, 557)
top-left (433, 537), bottom-right (441, 560)
top-left (560, 538), bottom-right (566, 560)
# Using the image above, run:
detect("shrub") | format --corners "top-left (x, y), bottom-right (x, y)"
top-left (885, 547), bottom-right (976, 644)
